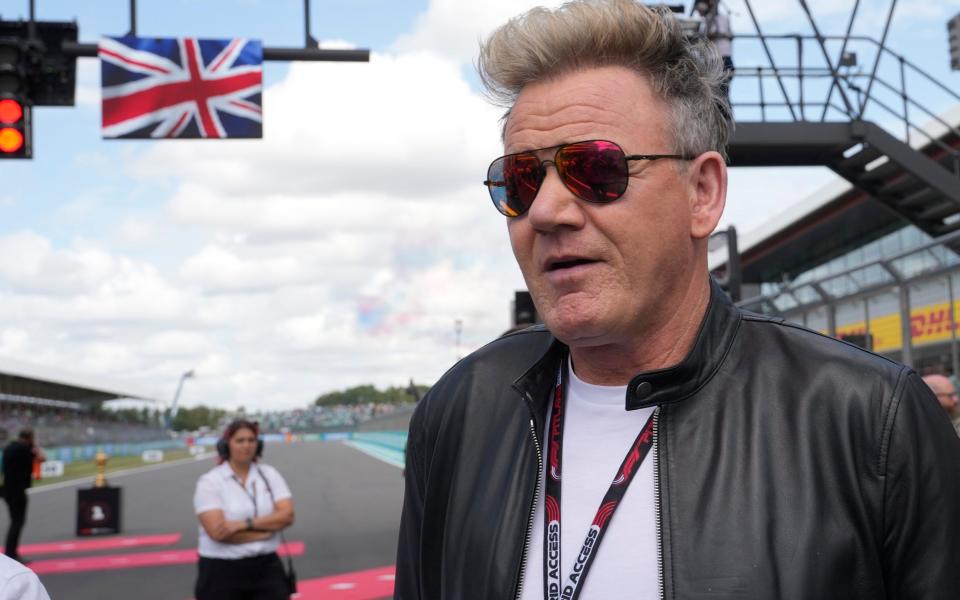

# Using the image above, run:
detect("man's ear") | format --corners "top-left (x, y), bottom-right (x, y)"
top-left (687, 150), bottom-right (727, 240)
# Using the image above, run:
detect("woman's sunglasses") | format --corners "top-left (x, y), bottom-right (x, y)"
top-left (483, 139), bottom-right (693, 218)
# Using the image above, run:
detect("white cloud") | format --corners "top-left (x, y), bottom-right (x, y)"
top-left (392, 0), bottom-right (563, 63)
top-left (721, 167), bottom-right (835, 233)
top-left (135, 51), bottom-right (500, 200)
top-left (142, 331), bottom-right (215, 356)
top-left (0, 46), bottom-right (524, 410)
top-left (0, 231), bottom-right (121, 295)
top-left (114, 217), bottom-right (162, 245)
top-left (179, 244), bottom-right (308, 290)
top-left (0, 329), bottom-right (30, 356)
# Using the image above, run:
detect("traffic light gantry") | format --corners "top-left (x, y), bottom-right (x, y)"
top-left (0, 0), bottom-right (367, 160)
top-left (0, 97), bottom-right (29, 157)
top-left (0, 19), bottom-right (77, 159)
top-left (0, 31), bottom-right (30, 158)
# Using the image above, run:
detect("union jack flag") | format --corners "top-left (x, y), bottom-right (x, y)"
top-left (99, 36), bottom-right (263, 139)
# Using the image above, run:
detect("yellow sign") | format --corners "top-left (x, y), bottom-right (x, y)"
top-left (833, 300), bottom-right (960, 352)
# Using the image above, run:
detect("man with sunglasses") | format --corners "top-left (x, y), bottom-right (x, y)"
top-left (395, 1), bottom-right (960, 599)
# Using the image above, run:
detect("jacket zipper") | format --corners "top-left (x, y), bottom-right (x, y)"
top-left (514, 415), bottom-right (543, 600)
top-left (653, 407), bottom-right (664, 600)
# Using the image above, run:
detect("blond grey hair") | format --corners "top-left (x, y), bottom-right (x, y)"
top-left (477, 0), bottom-right (731, 161)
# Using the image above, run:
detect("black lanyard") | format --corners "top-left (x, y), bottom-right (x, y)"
top-left (231, 474), bottom-right (259, 517)
top-left (542, 361), bottom-right (656, 600)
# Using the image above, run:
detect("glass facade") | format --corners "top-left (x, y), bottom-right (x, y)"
top-left (748, 224), bottom-right (960, 374)
top-left (759, 226), bottom-right (960, 298)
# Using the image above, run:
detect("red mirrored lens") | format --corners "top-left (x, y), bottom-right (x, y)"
top-left (494, 153), bottom-right (542, 216)
top-left (556, 140), bottom-right (629, 203)
top-left (486, 140), bottom-right (631, 217)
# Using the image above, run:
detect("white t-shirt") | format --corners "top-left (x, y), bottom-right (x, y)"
top-left (520, 364), bottom-right (659, 600)
top-left (193, 462), bottom-right (292, 559)
top-left (0, 554), bottom-right (50, 600)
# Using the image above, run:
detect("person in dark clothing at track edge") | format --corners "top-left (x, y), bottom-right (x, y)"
top-left (2, 428), bottom-right (45, 564)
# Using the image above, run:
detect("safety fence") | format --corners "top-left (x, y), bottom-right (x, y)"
top-left (20, 429), bottom-right (409, 467)
top-left (43, 439), bottom-right (186, 465)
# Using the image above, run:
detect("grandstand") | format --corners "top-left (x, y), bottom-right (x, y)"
top-left (0, 357), bottom-right (165, 446)
top-left (239, 401), bottom-right (415, 435)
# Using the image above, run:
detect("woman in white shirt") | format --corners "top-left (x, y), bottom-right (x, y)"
top-left (193, 420), bottom-right (295, 600)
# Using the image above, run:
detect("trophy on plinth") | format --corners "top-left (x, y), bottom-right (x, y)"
top-left (77, 451), bottom-right (122, 536)
top-left (94, 451), bottom-right (108, 487)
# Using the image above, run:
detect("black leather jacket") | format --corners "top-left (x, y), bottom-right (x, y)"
top-left (395, 281), bottom-right (960, 599)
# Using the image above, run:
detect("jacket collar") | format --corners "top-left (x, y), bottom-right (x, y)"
top-left (513, 278), bottom-right (741, 415)
top-left (511, 335), bottom-right (566, 428)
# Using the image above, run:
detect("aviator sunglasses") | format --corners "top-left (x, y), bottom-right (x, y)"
top-left (483, 139), bottom-right (694, 218)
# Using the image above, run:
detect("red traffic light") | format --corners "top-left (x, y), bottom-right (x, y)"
top-left (0, 99), bottom-right (24, 124)
top-left (0, 127), bottom-right (24, 153)
top-left (0, 96), bottom-right (31, 158)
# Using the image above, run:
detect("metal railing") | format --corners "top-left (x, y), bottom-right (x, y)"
top-left (729, 32), bottom-right (960, 172)
top-left (740, 227), bottom-right (960, 311)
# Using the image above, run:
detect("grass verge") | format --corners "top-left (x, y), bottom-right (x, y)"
top-left (33, 448), bottom-right (194, 488)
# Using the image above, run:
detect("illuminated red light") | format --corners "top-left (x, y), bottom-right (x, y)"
top-left (0, 99), bottom-right (23, 124)
top-left (0, 127), bottom-right (24, 153)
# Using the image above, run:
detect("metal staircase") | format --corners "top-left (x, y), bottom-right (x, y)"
top-left (725, 0), bottom-right (960, 259)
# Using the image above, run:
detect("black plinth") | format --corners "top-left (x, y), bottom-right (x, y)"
top-left (76, 486), bottom-right (122, 536)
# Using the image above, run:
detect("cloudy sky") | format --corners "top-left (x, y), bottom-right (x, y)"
top-left (1, 0), bottom-right (959, 411)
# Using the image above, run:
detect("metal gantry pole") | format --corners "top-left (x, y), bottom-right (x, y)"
top-left (858, 0), bottom-right (898, 117)
top-left (948, 276), bottom-right (959, 377)
top-left (58, 0), bottom-right (370, 62)
top-left (304, 0), bottom-right (319, 48)
top-left (799, 0), bottom-right (856, 119)
top-left (27, 0), bottom-right (36, 38)
top-left (796, 36), bottom-right (805, 121)
top-left (900, 57), bottom-right (910, 144)
top-left (62, 41), bottom-right (370, 62)
top-left (129, 0), bottom-right (137, 37)
top-left (742, 0), bottom-right (798, 120)
top-left (812, 283), bottom-right (836, 337)
top-left (757, 67), bottom-right (766, 121)
top-left (820, 0), bottom-right (861, 122)
top-left (864, 295), bottom-right (872, 350)
top-left (899, 283), bottom-right (913, 367)
top-left (170, 370), bottom-right (194, 416)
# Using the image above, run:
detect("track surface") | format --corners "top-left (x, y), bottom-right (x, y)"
top-left (2, 441), bottom-right (404, 599)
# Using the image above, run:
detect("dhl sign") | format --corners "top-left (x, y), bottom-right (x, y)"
top-left (833, 300), bottom-right (960, 352)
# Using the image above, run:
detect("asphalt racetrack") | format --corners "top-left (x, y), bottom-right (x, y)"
top-left (6, 439), bottom-right (405, 600)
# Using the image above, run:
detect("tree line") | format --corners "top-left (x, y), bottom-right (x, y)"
top-left (98, 382), bottom-right (428, 432)
top-left (313, 382), bottom-right (429, 407)
top-left (95, 405), bottom-right (227, 432)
